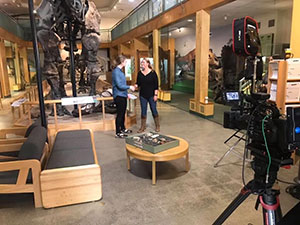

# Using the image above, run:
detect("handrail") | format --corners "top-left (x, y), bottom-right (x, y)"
top-left (23, 96), bottom-right (114, 131)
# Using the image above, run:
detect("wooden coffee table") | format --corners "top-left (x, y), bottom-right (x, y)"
top-left (126, 136), bottom-right (189, 184)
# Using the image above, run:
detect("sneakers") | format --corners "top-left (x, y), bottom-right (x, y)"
top-left (121, 129), bottom-right (132, 134)
top-left (115, 133), bottom-right (128, 139)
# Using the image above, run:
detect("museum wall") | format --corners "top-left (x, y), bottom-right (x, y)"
top-left (210, 24), bottom-right (232, 57)
top-left (174, 28), bottom-right (196, 57)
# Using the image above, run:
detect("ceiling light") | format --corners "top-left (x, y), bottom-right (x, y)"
top-left (169, 32), bottom-right (172, 36)
top-left (4, 3), bottom-right (8, 6)
top-left (114, 6), bottom-right (117, 9)
top-left (17, 3), bottom-right (21, 7)
top-left (129, 0), bottom-right (135, 2)
top-left (224, 15), bottom-right (228, 20)
top-left (187, 19), bottom-right (193, 22)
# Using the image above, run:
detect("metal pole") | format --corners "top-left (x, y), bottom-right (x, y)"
top-left (67, 21), bottom-right (77, 110)
top-left (67, 22), bottom-right (77, 97)
top-left (28, 0), bottom-right (47, 128)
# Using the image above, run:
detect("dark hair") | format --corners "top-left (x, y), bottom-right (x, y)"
top-left (142, 58), bottom-right (152, 70)
top-left (112, 55), bottom-right (126, 69)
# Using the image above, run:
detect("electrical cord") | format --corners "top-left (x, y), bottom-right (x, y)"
top-left (242, 106), bottom-right (258, 187)
top-left (262, 114), bottom-right (272, 183)
top-left (277, 178), bottom-right (297, 185)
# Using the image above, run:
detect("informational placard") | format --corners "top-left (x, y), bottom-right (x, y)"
top-left (61, 96), bottom-right (95, 106)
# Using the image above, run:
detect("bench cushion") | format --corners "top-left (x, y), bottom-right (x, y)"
top-left (0, 171), bottom-right (19, 184)
top-left (24, 119), bottom-right (42, 137)
top-left (18, 126), bottom-right (47, 160)
top-left (46, 130), bottom-right (95, 169)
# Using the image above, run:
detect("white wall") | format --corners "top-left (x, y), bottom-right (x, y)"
top-left (175, 33), bottom-right (195, 57)
top-left (174, 8), bottom-right (292, 57)
top-left (210, 24), bottom-right (232, 56)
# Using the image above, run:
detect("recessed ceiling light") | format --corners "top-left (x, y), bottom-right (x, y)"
top-left (129, 0), bottom-right (135, 2)
top-left (114, 6), bottom-right (117, 9)
top-left (187, 19), bottom-right (193, 22)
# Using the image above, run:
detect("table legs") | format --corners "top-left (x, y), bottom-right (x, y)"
top-left (127, 152), bottom-right (131, 170)
top-left (185, 152), bottom-right (190, 172)
top-left (152, 160), bottom-right (156, 185)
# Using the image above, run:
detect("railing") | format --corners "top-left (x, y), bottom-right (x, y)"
top-left (22, 97), bottom-right (114, 131)
top-left (239, 77), bottom-right (252, 95)
top-left (10, 81), bottom-right (49, 123)
top-left (111, 0), bottom-right (186, 40)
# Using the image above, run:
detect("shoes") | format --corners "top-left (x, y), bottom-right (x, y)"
top-left (115, 133), bottom-right (128, 138)
top-left (121, 129), bottom-right (132, 134)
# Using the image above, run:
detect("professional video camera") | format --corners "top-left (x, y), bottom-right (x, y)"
top-left (214, 16), bottom-right (300, 225)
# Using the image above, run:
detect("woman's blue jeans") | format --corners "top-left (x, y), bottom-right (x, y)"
top-left (140, 96), bottom-right (158, 117)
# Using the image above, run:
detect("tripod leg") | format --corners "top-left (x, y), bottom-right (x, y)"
top-left (224, 130), bottom-right (240, 144)
top-left (213, 187), bottom-right (251, 225)
top-left (260, 193), bottom-right (282, 225)
top-left (214, 134), bottom-right (246, 167)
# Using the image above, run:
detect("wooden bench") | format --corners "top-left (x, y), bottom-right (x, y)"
top-left (0, 125), bottom-right (49, 208)
top-left (40, 129), bottom-right (102, 208)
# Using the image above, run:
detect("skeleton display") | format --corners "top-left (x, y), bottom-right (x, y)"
top-left (36, 0), bottom-right (101, 115)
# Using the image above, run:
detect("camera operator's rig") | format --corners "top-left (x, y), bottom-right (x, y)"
top-left (213, 17), bottom-right (300, 225)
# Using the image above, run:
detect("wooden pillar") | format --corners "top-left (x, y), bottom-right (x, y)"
top-left (133, 38), bottom-right (149, 83)
top-left (153, 29), bottom-right (161, 88)
top-left (13, 43), bottom-right (22, 90)
top-left (190, 10), bottom-right (214, 116)
top-left (20, 46), bottom-right (30, 84)
top-left (169, 38), bottom-right (175, 88)
top-left (0, 39), bottom-right (10, 97)
top-left (290, 0), bottom-right (300, 57)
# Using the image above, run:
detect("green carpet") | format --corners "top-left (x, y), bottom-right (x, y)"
top-left (173, 80), bottom-right (214, 98)
top-left (165, 90), bottom-right (230, 125)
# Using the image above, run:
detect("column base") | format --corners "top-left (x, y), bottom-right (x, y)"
top-left (189, 98), bottom-right (214, 117)
top-left (158, 90), bottom-right (171, 102)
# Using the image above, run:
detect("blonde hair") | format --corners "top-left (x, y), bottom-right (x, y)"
top-left (112, 55), bottom-right (126, 69)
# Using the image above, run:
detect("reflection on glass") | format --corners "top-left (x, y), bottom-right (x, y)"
top-left (152, 0), bottom-right (163, 17)
top-left (138, 4), bottom-right (149, 25)
top-left (125, 59), bottom-right (132, 80)
top-left (164, 0), bottom-right (177, 10)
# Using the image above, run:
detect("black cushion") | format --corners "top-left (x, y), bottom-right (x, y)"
top-left (18, 126), bottom-right (47, 161)
top-left (46, 130), bottom-right (95, 169)
top-left (51, 130), bottom-right (93, 152)
top-left (46, 148), bottom-right (95, 169)
top-left (0, 170), bottom-right (33, 184)
top-left (0, 171), bottom-right (19, 184)
top-left (24, 119), bottom-right (42, 138)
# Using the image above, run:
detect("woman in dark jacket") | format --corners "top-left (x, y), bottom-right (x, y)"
top-left (112, 55), bottom-right (135, 138)
top-left (135, 58), bottom-right (159, 132)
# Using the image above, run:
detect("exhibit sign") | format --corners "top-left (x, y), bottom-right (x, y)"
top-left (61, 96), bottom-right (95, 106)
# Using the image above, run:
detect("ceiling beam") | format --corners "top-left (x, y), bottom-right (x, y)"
top-left (111, 0), bottom-right (235, 46)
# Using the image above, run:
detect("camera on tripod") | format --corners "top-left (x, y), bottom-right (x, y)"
top-left (214, 16), bottom-right (300, 225)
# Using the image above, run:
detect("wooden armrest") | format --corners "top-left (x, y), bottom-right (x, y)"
top-left (0, 127), bottom-right (27, 138)
top-left (0, 159), bottom-right (41, 186)
top-left (0, 138), bottom-right (27, 145)
top-left (0, 143), bottom-right (23, 153)
top-left (0, 159), bottom-right (40, 172)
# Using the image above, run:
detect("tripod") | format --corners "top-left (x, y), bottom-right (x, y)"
top-left (214, 129), bottom-right (249, 167)
top-left (213, 180), bottom-right (282, 225)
